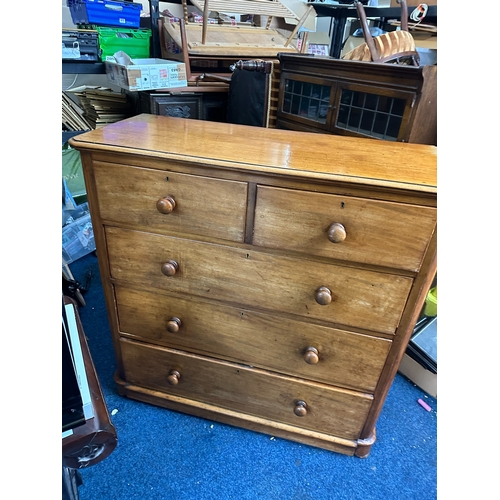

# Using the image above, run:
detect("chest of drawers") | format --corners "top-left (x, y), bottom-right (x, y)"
top-left (70, 113), bottom-right (437, 457)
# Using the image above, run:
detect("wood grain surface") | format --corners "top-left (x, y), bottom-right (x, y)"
top-left (70, 114), bottom-right (437, 192)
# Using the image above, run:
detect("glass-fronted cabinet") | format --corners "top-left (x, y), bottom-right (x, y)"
top-left (277, 54), bottom-right (437, 145)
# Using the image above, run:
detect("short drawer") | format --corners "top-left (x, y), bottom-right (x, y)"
top-left (93, 161), bottom-right (248, 242)
top-left (253, 186), bottom-right (437, 271)
top-left (116, 286), bottom-right (392, 392)
top-left (106, 227), bottom-right (413, 334)
top-left (120, 338), bottom-right (373, 440)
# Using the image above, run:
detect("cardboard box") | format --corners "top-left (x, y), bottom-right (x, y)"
top-left (301, 31), bottom-right (331, 56)
top-left (398, 354), bottom-right (437, 398)
top-left (412, 33), bottom-right (437, 50)
top-left (104, 51), bottom-right (187, 91)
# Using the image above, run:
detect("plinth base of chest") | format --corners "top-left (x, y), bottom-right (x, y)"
top-left (114, 372), bottom-right (376, 457)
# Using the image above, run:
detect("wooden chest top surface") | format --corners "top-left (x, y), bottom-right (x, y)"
top-left (69, 114), bottom-right (437, 193)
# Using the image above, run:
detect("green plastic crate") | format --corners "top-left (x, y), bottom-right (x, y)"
top-left (95, 26), bottom-right (151, 60)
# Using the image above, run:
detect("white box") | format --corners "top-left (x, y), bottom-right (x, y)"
top-left (398, 354), bottom-right (437, 398)
top-left (104, 51), bottom-right (187, 91)
top-left (64, 303), bottom-right (94, 420)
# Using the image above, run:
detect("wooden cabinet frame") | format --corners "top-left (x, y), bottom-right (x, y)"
top-left (277, 53), bottom-right (436, 145)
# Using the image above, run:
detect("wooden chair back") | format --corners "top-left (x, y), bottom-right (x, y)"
top-left (342, 0), bottom-right (420, 66)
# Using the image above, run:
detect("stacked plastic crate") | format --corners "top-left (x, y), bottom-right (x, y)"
top-left (66, 0), bottom-right (152, 60)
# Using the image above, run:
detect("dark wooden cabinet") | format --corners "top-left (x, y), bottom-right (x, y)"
top-left (137, 89), bottom-right (229, 123)
top-left (276, 53), bottom-right (436, 145)
top-left (62, 296), bottom-right (117, 500)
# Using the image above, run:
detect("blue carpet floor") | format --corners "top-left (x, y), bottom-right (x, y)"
top-left (69, 252), bottom-right (437, 500)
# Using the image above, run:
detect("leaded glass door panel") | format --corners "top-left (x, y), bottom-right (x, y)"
top-left (279, 73), bottom-right (335, 131)
top-left (331, 83), bottom-right (415, 142)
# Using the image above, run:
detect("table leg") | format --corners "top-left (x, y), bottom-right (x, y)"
top-left (330, 13), bottom-right (348, 58)
top-left (62, 467), bottom-right (82, 500)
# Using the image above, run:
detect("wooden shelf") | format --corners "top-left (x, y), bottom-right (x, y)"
top-left (62, 62), bottom-right (106, 75)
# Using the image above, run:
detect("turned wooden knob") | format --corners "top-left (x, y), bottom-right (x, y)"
top-left (315, 286), bottom-right (332, 305)
top-left (156, 196), bottom-right (176, 214)
top-left (294, 400), bottom-right (308, 417)
top-left (303, 346), bottom-right (319, 365)
top-left (327, 222), bottom-right (346, 243)
top-left (166, 317), bottom-right (182, 333)
top-left (161, 260), bottom-right (179, 276)
top-left (167, 370), bottom-right (181, 385)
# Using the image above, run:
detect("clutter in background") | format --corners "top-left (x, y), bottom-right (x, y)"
top-left (64, 86), bottom-right (134, 129)
top-left (62, 199), bottom-right (96, 266)
top-left (62, 144), bottom-right (95, 267)
top-left (67, 0), bottom-right (143, 28)
top-left (63, 1), bottom-right (151, 63)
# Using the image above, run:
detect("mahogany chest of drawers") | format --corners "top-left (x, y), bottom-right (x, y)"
top-left (70, 113), bottom-right (437, 457)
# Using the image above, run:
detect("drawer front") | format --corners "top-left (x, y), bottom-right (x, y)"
top-left (106, 227), bottom-right (413, 334)
top-left (93, 161), bottom-right (248, 242)
top-left (120, 338), bottom-right (373, 440)
top-left (253, 186), bottom-right (437, 271)
top-left (116, 286), bottom-right (392, 392)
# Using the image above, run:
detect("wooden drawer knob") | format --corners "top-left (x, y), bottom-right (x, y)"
top-left (315, 286), bottom-right (332, 305)
top-left (294, 400), bottom-right (308, 417)
top-left (303, 346), bottom-right (319, 365)
top-left (327, 222), bottom-right (346, 243)
top-left (161, 260), bottom-right (179, 276)
top-left (166, 317), bottom-right (182, 333)
top-left (167, 370), bottom-right (181, 385)
top-left (156, 196), bottom-right (176, 214)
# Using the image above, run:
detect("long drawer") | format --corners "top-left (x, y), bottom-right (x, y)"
top-left (115, 285), bottom-right (392, 392)
top-left (253, 186), bottom-right (437, 272)
top-left (106, 227), bottom-right (413, 334)
top-left (120, 338), bottom-right (373, 440)
top-left (93, 161), bottom-right (248, 242)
